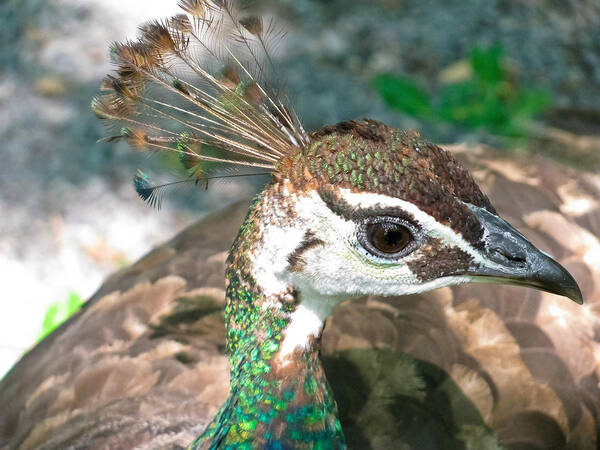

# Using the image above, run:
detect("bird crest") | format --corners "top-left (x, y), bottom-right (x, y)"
top-left (92, 0), bottom-right (310, 206)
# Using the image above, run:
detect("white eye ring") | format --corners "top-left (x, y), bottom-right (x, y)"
top-left (357, 217), bottom-right (421, 260)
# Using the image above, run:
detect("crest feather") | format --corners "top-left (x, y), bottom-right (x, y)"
top-left (93, 0), bottom-right (308, 175)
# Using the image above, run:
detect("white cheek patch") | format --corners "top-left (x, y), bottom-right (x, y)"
top-left (294, 244), bottom-right (415, 297)
top-left (286, 190), bottom-right (463, 298)
top-left (251, 220), bottom-right (306, 298)
top-left (287, 188), bottom-right (509, 298)
top-left (249, 189), bottom-right (355, 299)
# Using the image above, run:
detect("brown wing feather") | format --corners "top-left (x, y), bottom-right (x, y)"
top-left (0, 201), bottom-right (249, 450)
top-left (1, 146), bottom-right (599, 449)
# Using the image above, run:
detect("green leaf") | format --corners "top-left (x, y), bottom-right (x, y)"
top-left (373, 74), bottom-right (432, 118)
top-left (470, 44), bottom-right (504, 84)
top-left (374, 43), bottom-right (553, 139)
top-left (38, 292), bottom-right (84, 341)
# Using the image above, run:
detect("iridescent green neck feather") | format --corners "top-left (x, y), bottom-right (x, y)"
top-left (191, 194), bottom-right (344, 450)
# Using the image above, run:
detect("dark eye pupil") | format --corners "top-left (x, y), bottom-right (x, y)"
top-left (366, 222), bottom-right (411, 254)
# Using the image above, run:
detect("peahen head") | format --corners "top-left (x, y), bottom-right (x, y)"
top-left (276, 120), bottom-right (582, 303)
top-left (231, 118), bottom-right (582, 361)
top-left (93, 0), bottom-right (582, 447)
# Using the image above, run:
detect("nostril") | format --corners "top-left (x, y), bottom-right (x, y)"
top-left (504, 250), bottom-right (526, 263)
top-left (490, 244), bottom-right (527, 265)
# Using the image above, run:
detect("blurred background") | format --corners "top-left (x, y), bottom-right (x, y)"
top-left (1, 0), bottom-right (599, 377)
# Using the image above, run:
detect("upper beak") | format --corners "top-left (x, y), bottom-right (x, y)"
top-left (465, 206), bottom-right (583, 305)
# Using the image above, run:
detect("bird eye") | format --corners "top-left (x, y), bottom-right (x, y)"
top-left (358, 218), bottom-right (416, 259)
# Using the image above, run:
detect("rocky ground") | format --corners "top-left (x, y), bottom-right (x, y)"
top-left (1, 0), bottom-right (599, 376)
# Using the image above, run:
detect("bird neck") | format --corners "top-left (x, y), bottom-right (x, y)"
top-left (192, 189), bottom-right (346, 449)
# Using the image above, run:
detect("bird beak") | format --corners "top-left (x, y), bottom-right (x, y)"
top-left (464, 205), bottom-right (583, 304)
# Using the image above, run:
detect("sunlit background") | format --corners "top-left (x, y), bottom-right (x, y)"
top-left (1, 0), bottom-right (599, 376)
